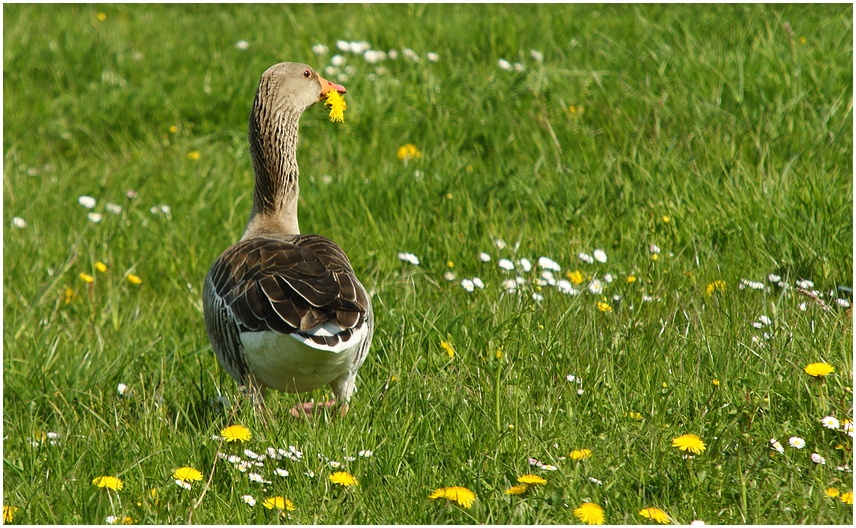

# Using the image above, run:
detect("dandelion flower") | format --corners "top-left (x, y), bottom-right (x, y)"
top-left (440, 341), bottom-right (455, 358)
top-left (826, 488), bottom-right (840, 498)
top-left (95, 261), bottom-right (107, 273)
top-left (325, 90), bottom-right (346, 123)
top-left (789, 437), bottom-right (805, 449)
top-left (639, 507), bottom-right (670, 524)
top-left (429, 486), bottom-right (476, 508)
top-left (262, 496), bottom-right (296, 511)
top-left (570, 449), bottom-right (593, 461)
top-left (329, 471), bottom-right (357, 487)
top-left (172, 467), bottom-right (203, 483)
top-left (821, 416), bottom-right (840, 429)
top-left (188, 151), bottom-right (200, 160)
top-left (672, 434), bottom-right (706, 455)
top-left (573, 502), bottom-right (604, 525)
top-left (705, 280), bottom-right (726, 296)
top-left (220, 424), bottom-right (252, 442)
top-left (92, 475), bottom-right (124, 491)
top-left (397, 144), bottom-right (421, 162)
top-left (566, 270), bottom-right (584, 285)
top-left (597, 302), bottom-right (612, 312)
top-left (4, 506), bottom-right (19, 524)
top-left (127, 274), bottom-right (142, 285)
top-left (804, 362), bottom-right (834, 377)
top-left (505, 484), bottom-right (529, 495)
top-left (840, 491), bottom-right (853, 504)
top-left (517, 474), bottom-right (547, 485)
top-left (80, 272), bottom-right (94, 283)
top-left (242, 494), bottom-right (256, 506)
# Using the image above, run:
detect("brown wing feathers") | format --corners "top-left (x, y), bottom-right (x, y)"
top-left (209, 234), bottom-right (367, 338)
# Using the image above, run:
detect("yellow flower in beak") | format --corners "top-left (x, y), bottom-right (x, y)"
top-left (325, 90), bottom-right (346, 122)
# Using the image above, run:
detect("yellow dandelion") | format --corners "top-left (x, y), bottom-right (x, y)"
top-left (798, 36), bottom-right (807, 44)
top-left (262, 496), bottom-right (296, 511)
top-left (329, 471), bottom-right (358, 487)
top-left (397, 144), bottom-right (421, 162)
top-left (127, 274), bottom-right (142, 285)
top-left (597, 301), bottom-right (612, 312)
top-left (573, 502), bottom-right (604, 525)
top-left (662, 215), bottom-right (671, 223)
top-left (495, 348), bottom-right (503, 359)
top-left (803, 362), bottom-right (834, 377)
top-left (639, 507), bottom-right (670, 524)
top-left (429, 486), bottom-right (476, 508)
top-left (672, 434), bottom-right (706, 455)
top-left (626, 275), bottom-right (637, 283)
top-left (825, 488), bottom-right (840, 498)
top-left (517, 474), bottom-right (547, 485)
top-left (168, 125), bottom-right (178, 134)
top-left (325, 90), bottom-right (346, 123)
top-left (711, 379), bottom-right (720, 386)
top-left (566, 270), bottom-right (584, 285)
top-left (705, 280), bottom-right (726, 296)
top-left (96, 12), bottom-right (107, 21)
top-left (220, 424), bottom-right (252, 442)
top-left (95, 261), bottom-right (107, 273)
top-left (840, 491), bottom-right (853, 505)
top-left (440, 341), bottom-right (455, 358)
top-left (188, 151), bottom-right (200, 160)
top-left (80, 272), bottom-right (94, 283)
top-left (4, 506), bottom-right (19, 524)
top-left (626, 412), bottom-right (643, 420)
top-left (505, 484), bottom-right (529, 495)
top-left (173, 467), bottom-right (203, 483)
top-left (92, 475), bottom-right (124, 491)
top-left (570, 449), bottom-right (593, 461)
top-left (64, 286), bottom-right (76, 303)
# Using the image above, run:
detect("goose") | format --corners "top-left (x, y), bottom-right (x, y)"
top-left (202, 62), bottom-right (372, 417)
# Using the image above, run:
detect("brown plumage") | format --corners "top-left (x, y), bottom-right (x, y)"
top-left (202, 63), bottom-right (372, 416)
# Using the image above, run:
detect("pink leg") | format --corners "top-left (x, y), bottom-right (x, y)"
top-left (289, 400), bottom-right (349, 419)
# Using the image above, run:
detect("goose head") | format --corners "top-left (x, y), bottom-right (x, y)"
top-left (255, 62), bottom-right (346, 115)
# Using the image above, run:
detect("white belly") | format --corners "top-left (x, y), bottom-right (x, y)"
top-left (239, 331), bottom-right (361, 393)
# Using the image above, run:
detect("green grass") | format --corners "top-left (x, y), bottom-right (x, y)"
top-left (3, 3), bottom-right (853, 525)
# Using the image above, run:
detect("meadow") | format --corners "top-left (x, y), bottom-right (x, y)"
top-left (3, 3), bottom-right (853, 525)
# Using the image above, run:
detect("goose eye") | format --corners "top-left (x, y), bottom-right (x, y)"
top-left (303, 70), bottom-right (311, 78)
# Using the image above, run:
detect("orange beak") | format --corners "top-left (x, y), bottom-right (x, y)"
top-left (318, 74), bottom-right (346, 99)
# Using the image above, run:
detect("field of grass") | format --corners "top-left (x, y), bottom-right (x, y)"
top-left (3, 3), bottom-right (853, 525)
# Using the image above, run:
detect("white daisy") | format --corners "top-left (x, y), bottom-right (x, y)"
top-left (248, 472), bottom-right (270, 484)
top-left (117, 383), bottom-right (130, 396)
top-left (796, 279), bottom-right (814, 289)
top-left (106, 202), bottom-right (122, 214)
top-left (498, 258), bottom-right (514, 271)
top-left (498, 58), bottom-right (512, 71)
top-left (479, 252), bottom-right (491, 262)
top-left (769, 439), bottom-right (784, 454)
top-left (276, 468), bottom-right (289, 477)
top-left (768, 274), bottom-right (781, 282)
top-left (821, 416), bottom-right (840, 430)
top-left (242, 494), bottom-right (256, 506)
top-left (312, 44), bottom-right (328, 55)
top-left (758, 315), bottom-right (772, 325)
top-left (530, 49), bottom-right (544, 62)
top-left (12, 216), bottom-right (26, 228)
top-left (578, 252), bottom-right (594, 264)
top-left (649, 244), bottom-right (661, 254)
top-left (593, 249), bottom-right (607, 263)
top-left (397, 252), bottom-right (420, 265)
top-left (244, 449), bottom-right (260, 460)
top-left (78, 195), bottom-right (96, 209)
top-left (538, 257), bottom-right (561, 272)
top-left (811, 453), bottom-right (826, 465)
top-left (175, 479), bottom-right (192, 489)
top-left (235, 40), bottom-right (250, 50)
top-left (493, 238), bottom-right (507, 249)
top-left (88, 212), bottom-right (102, 223)
top-left (532, 292), bottom-right (544, 302)
top-left (518, 258), bottom-right (532, 272)
top-left (557, 280), bottom-right (578, 295)
top-left (587, 279), bottom-right (603, 295)
top-left (328, 460), bottom-right (342, 468)
top-left (358, 450), bottom-right (374, 457)
top-left (461, 279), bottom-right (475, 292)
top-left (472, 277), bottom-right (484, 289)
top-left (444, 271), bottom-right (456, 281)
top-left (426, 52), bottom-right (440, 62)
